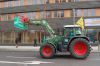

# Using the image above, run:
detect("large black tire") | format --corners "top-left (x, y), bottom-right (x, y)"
top-left (40, 44), bottom-right (55, 59)
top-left (69, 38), bottom-right (91, 59)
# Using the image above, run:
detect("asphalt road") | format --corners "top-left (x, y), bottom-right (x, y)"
top-left (0, 51), bottom-right (99, 66)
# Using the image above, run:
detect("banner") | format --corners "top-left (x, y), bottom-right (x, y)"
top-left (84, 18), bottom-right (100, 26)
top-left (14, 16), bottom-right (28, 30)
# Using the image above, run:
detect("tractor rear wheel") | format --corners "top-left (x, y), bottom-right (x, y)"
top-left (69, 38), bottom-right (91, 59)
top-left (40, 44), bottom-right (55, 59)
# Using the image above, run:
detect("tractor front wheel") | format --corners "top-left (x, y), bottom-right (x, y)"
top-left (69, 38), bottom-right (91, 59)
top-left (40, 44), bottom-right (55, 59)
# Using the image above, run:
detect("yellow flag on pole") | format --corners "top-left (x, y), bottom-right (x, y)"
top-left (76, 17), bottom-right (84, 30)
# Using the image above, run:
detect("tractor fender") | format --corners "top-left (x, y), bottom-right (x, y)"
top-left (67, 36), bottom-right (90, 51)
top-left (68, 36), bottom-right (89, 51)
top-left (68, 36), bottom-right (89, 45)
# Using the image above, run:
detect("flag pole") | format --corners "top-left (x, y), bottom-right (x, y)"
top-left (73, 9), bottom-right (76, 25)
top-left (73, 0), bottom-right (76, 35)
top-left (73, 8), bottom-right (76, 35)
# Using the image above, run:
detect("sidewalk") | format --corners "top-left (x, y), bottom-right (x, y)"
top-left (0, 46), bottom-right (40, 51)
top-left (91, 46), bottom-right (100, 52)
top-left (0, 46), bottom-right (99, 52)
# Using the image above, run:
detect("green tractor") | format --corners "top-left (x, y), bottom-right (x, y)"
top-left (14, 16), bottom-right (91, 59)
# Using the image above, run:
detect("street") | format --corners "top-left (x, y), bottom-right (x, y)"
top-left (0, 51), bottom-right (99, 66)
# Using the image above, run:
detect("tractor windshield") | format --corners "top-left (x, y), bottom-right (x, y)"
top-left (64, 27), bottom-right (82, 38)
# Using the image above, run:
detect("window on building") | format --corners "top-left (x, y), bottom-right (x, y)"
top-left (75, 0), bottom-right (99, 2)
top-left (64, 10), bottom-right (71, 17)
top-left (49, 0), bottom-right (55, 3)
top-left (84, 9), bottom-right (88, 17)
top-left (1, 15), bottom-right (6, 21)
top-left (30, 12), bottom-right (34, 19)
top-left (87, 0), bottom-right (99, 1)
top-left (91, 9), bottom-right (95, 16)
top-left (36, 0), bottom-right (40, 4)
top-left (24, 0), bottom-right (28, 5)
top-left (53, 10), bottom-right (65, 18)
top-left (32, 12), bottom-right (36, 19)
top-left (61, 0), bottom-right (66, 2)
top-left (55, 0), bottom-right (60, 3)
top-left (40, 0), bottom-right (44, 4)
top-left (10, 14), bottom-right (16, 20)
top-left (87, 9), bottom-right (93, 16)
top-left (0, 15), bottom-right (1, 21)
top-left (34, 0), bottom-right (38, 5)
top-left (46, 11), bottom-right (51, 18)
top-left (4, 2), bottom-right (8, 7)
top-left (44, 12), bottom-right (46, 18)
top-left (75, 0), bottom-right (80, 2)
top-left (95, 9), bottom-right (100, 16)
top-left (6, 15), bottom-right (8, 21)
top-left (54, 11), bottom-right (58, 18)
top-left (20, 0), bottom-right (24, 6)
top-left (35, 12), bottom-right (41, 19)
top-left (8, 1), bottom-right (12, 7)
top-left (0, 2), bottom-right (4, 8)
top-left (76, 9), bottom-right (97, 17)
top-left (68, 0), bottom-right (72, 2)
top-left (40, 12), bottom-right (45, 18)
top-left (0, 2), bottom-right (2, 8)
top-left (46, 0), bottom-right (49, 4)
top-left (60, 10), bottom-right (64, 17)
top-left (0, 15), bottom-right (3, 21)
top-left (57, 10), bottom-right (64, 17)
top-left (76, 9), bottom-right (82, 17)
top-left (8, 14), bottom-right (11, 21)
top-left (14, 0), bottom-right (20, 7)
top-left (37, 0), bottom-right (42, 4)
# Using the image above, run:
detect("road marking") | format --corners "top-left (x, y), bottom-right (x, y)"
top-left (0, 61), bottom-right (53, 64)
top-left (23, 61), bottom-right (53, 64)
top-left (89, 59), bottom-right (100, 61)
top-left (6, 56), bottom-right (36, 59)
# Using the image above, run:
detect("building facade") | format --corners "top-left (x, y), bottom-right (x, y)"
top-left (0, 0), bottom-right (100, 45)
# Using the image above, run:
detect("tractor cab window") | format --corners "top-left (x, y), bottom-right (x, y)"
top-left (64, 27), bottom-right (82, 37)
top-left (64, 27), bottom-right (74, 38)
top-left (75, 27), bottom-right (82, 35)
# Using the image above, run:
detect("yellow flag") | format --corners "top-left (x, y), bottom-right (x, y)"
top-left (76, 17), bottom-right (84, 30)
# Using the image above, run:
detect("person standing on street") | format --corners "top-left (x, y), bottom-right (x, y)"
top-left (34, 38), bottom-right (37, 46)
top-left (15, 32), bottom-right (21, 48)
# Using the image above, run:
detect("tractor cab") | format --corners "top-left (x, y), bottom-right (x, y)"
top-left (64, 25), bottom-right (82, 36)
top-left (63, 25), bottom-right (82, 43)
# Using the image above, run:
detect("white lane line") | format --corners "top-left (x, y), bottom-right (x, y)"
top-left (89, 59), bottom-right (100, 61)
top-left (0, 61), bottom-right (53, 65)
top-left (23, 61), bottom-right (53, 64)
top-left (6, 56), bottom-right (36, 59)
